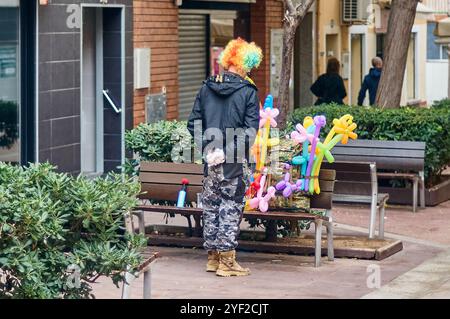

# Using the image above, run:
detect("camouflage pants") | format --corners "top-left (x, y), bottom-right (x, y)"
top-left (202, 165), bottom-right (246, 252)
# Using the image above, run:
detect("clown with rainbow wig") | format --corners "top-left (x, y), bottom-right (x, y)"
top-left (188, 38), bottom-right (263, 277)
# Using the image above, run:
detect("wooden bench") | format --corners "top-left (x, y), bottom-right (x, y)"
top-left (322, 161), bottom-right (388, 239)
top-left (134, 162), bottom-right (336, 267)
top-left (331, 140), bottom-right (426, 212)
top-left (121, 211), bottom-right (160, 299)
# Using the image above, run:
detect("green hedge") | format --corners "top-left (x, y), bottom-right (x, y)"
top-left (0, 163), bottom-right (147, 299)
top-left (125, 102), bottom-right (450, 186)
top-left (290, 103), bottom-right (450, 186)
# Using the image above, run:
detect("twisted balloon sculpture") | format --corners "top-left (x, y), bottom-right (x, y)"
top-left (303, 115), bottom-right (326, 191)
top-left (309, 114), bottom-right (358, 194)
top-left (255, 95), bottom-right (279, 173)
top-left (291, 117), bottom-right (315, 182)
top-left (249, 173), bottom-right (276, 213)
top-left (275, 164), bottom-right (303, 198)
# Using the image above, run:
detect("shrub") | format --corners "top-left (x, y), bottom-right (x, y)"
top-left (125, 121), bottom-right (199, 175)
top-left (290, 104), bottom-right (450, 186)
top-left (0, 162), bottom-right (147, 299)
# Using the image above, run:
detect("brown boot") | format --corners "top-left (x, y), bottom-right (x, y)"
top-left (216, 250), bottom-right (250, 277)
top-left (206, 250), bottom-right (220, 272)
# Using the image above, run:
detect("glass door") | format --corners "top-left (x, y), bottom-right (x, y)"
top-left (0, 0), bottom-right (20, 163)
top-left (81, 6), bottom-right (124, 176)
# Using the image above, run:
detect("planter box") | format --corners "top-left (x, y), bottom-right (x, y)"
top-left (380, 175), bottom-right (450, 207)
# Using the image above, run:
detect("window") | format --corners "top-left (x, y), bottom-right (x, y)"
top-left (376, 34), bottom-right (385, 60)
top-left (428, 22), bottom-right (448, 60)
top-left (0, 0), bottom-right (20, 164)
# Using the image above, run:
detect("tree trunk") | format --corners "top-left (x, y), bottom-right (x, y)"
top-left (277, 0), bottom-right (316, 128)
top-left (376, 0), bottom-right (419, 108)
top-left (277, 23), bottom-right (297, 127)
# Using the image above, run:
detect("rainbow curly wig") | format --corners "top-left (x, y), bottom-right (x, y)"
top-left (219, 38), bottom-right (263, 75)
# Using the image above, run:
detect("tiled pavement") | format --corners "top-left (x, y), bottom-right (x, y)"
top-left (91, 201), bottom-right (450, 299)
top-left (362, 249), bottom-right (450, 299)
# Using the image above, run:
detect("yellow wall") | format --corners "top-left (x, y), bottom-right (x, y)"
top-left (314, 0), bottom-right (429, 106)
top-left (316, 0), bottom-right (342, 75)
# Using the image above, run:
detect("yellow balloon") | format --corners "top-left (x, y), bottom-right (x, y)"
top-left (303, 116), bottom-right (314, 129)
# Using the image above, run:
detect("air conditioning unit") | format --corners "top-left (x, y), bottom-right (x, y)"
top-left (342, 0), bottom-right (372, 24)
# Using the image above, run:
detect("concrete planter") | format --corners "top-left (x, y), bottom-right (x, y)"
top-left (380, 176), bottom-right (450, 207)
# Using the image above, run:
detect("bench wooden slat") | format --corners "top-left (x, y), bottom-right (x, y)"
top-left (333, 193), bottom-right (389, 205)
top-left (334, 181), bottom-right (371, 196)
top-left (244, 210), bottom-right (329, 222)
top-left (139, 183), bottom-right (203, 202)
top-left (139, 172), bottom-right (204, 186)
top-left (332, 146), bottom-right (425, 159)
top-left (137, 251), bottom-right (160, 273)
top-left (318, 169), bottom-right (336, 181)
top-left (334, 171), bottom-right (373, 182)
top-left (136, 205), bottom-right (329, 222)
top-left (377, 172), bottom-right (418, 179)
top-left (140, 162), bottom-right (204, 174)
top-left (332, 155), bottom-right (424, 171)
top-left (310, 192), bottom-right (333, 210)
top-left (338, 140), bottom-right (426, 150)
top-left (314, 178), bottom-right (335, 192)
top-left (323, 161), bottom-right (373, 173)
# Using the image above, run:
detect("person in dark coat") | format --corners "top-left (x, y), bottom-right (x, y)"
top-left (358, 57), bottom-right (383, 106)
top-left (310, 57), bottom-right (347, 105)
top-left (187, 38), bottom-right (261, 277)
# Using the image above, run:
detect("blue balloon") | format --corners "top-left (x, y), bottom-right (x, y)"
top-left (264, 95), bottom-right (273, 109)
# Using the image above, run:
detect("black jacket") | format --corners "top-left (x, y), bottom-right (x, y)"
top-left (310, 73), bottom-right (347, 105)
top-left (187, 72), bottom-right (260, 179)
top-left (358, 68), bottom-right (382, 106)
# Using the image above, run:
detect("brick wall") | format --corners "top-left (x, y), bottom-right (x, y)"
top-left (250, 0), bottom-right (283, 102)
top-left (133, 0), bottom-right (179, 126)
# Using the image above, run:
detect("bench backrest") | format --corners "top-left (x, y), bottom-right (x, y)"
top-left (309, 169), bottom-right (336, 210)
top-left (139, 162), bottom-right (336, 210)
top-left (139, 162), bottom-right (204, 203)
top-left (331, 140), bottom-right (425, 171)
top-left (322, 161), bottom-right (376, 197)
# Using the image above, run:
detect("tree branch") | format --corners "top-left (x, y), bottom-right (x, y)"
top-left (283, 0), bottom-right (295, 14)
top-left (295, 0), bottom-right (315, 17)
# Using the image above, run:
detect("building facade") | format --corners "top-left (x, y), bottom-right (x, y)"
top-left (0, 0), bottom-right (134, 175)
top-left (0, 0), bottom-right (446, 174)
top-left (133, 0), bottom-right (283, 123)
top-left (132, 0), bottom-right (438, 125)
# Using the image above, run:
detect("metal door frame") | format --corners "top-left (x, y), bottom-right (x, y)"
top-left (80, 3), bottom-right (125, 175)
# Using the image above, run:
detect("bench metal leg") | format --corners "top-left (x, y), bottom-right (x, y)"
top-left (369, 201), bottom-right (377, 239)
top-left (138, 211), bottom-right (145, 234)
top-left (185, 215), bottom-right (193, 237)
top-left (379, 202), bottom-right (386, 239)
top-left (121, 269), bottom-right (135, 299)
top-left (412, 177), bottom-right (418, 213)
top-left (419, 171), bottom-right (426, 209)
top-left (325, 210), bottom-right (334, 261)
top-left (369, 163), bottom-right (377, 239)
top-left (143, 267), bottom-right (152, 299)
top-left (325, 223), bottom-right (334, 261)
top-left (314, 220), bottom-right (323, 268)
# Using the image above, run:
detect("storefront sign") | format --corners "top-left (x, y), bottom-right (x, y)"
top-left (270, 29), bottom-right (283, 97)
